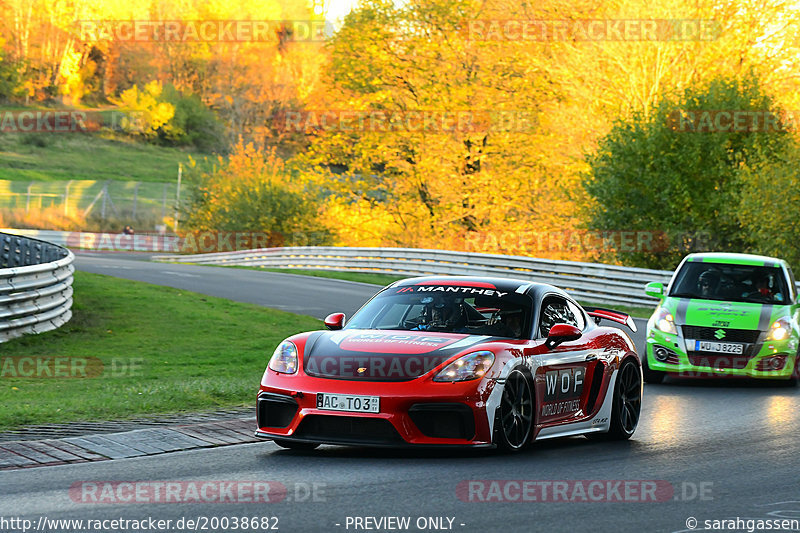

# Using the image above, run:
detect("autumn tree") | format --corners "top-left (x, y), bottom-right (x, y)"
top-left (0, 38), bottom-right (24, 101)
top-left (738, 145), bottom-right (800, 269)
top-left (183, 140), bottom-right (331, 246)
top-left (583, 74), bottom-right (795, 269)
top-left (0, 0), bottom-right (323, 153)
top-left (300, 0), bottom-right (583, 256)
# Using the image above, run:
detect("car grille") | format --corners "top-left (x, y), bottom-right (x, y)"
top-left (294, 415), bottom-right (404, 445)
top-left (682, 326), bottom-right (760, 343)
top-left (257, 393), bottom-right (298, 429)
top-left (408, 403), bottom-right (475, 440)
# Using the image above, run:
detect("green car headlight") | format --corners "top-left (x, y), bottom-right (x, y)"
top-left (654, 307), bottom-right (677, 335)
top-left (767, 317), bottom-right (792, 341)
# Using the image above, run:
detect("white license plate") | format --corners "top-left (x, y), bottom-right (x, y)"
top-left (695, 341), bottom-right (744, 354)
top-left (316, 393), bottom-right (380, 413)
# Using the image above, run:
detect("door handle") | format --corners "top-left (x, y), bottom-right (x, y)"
top-left (585, 354), bottom-right (598, 361)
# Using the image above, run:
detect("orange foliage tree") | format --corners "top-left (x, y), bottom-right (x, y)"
top-left (183, 139), bottom-right (331, 246)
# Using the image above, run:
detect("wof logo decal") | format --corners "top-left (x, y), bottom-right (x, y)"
top-left (541, 367), bottom-right (584, 416)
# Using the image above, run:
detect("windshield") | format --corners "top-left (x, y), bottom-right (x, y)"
top-left (346, 285), bottom-right (533, 339)
top-left (669, 262), bottom-right (789, 304)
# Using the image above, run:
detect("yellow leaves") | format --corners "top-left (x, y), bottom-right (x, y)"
top-left (218, 139), bottom-right (288, 188)
top-left (151, 102), bottom-right (176, 130)
top-left (117, 81), bottom-right (175, 136)
top-left (143, 80), bottom-right (163, 99)
top-left (57, 48), bottom-right (86, 104)
top-left (323, 197), bottom-right (399, 247)
top-left (182, 140), bottom-right (331, 245)
top-left (118, 85), bottom-right (139, 108)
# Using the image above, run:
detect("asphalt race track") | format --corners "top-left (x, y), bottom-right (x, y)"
top-left (72, 252), bottom-right (379, 320)
top-left (1, 253), bottom-right (798, 533)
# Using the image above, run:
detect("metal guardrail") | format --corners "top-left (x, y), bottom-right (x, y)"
top-left (153, 246), bottom-right (675, 308)
top-left (9, 229), bottom-right (798, 310)
top-left (1, 229), bottom-right (72, 248)
top-left (0, 232), bottom-right (74, 343)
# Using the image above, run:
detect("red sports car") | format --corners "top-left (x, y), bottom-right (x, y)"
top-left (255, 276), bottom-right (642, 451)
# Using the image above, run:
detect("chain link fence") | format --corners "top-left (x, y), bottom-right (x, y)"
top-left (0, 180), bottom-right (182, 231)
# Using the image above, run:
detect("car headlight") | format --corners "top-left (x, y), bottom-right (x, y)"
top-left (268, 341), bottom-right (298, 374)
top-left (654, 307), bottom-right (677, 335)
top-left (767, 317), bottom-right (792, 341)
top-left (433, 351), bottom-right (495, 382)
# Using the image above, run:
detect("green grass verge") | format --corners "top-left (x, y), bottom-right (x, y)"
top-left (0, 271), bottom-right (320, 430)
top-left (0, 132), bottom-right (213, 182)
top-left (218, 266), bottom-right (656, 317)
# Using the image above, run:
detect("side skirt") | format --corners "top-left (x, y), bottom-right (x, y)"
top-left (534, 368), bottom-right (617, 441)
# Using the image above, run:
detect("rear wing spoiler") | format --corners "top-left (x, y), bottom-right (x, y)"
top-left (583, 307), bottom-right (638, 332)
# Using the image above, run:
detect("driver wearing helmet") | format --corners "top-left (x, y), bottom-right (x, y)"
top-left (697, 270), bottom-right (720, 297)
top-left (414, 296), bottom-right (466, 331)
top-left (499, 309), bottom-right (524, 338)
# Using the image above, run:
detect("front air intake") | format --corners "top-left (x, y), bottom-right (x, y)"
top-left (257, 393), bottom-right (299, 429)
top-left (408, 403), bottom-right (475, 440)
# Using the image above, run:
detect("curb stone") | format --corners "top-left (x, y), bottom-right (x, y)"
top-left (0, 417), bottom-right (259, 471)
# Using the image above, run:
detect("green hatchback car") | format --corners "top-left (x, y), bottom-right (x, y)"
top-left (643, 252), bottom-right (799, 384)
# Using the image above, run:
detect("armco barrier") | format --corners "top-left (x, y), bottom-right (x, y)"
top-left (18, 229), bottom-right (791, 309)
top-left (0, 232), bottom-right (74, 343)
top-left (152, 246), bottom-right (675, 308)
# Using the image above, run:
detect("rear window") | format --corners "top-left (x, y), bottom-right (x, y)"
top-left (669, 262), bottom-right (789, 304)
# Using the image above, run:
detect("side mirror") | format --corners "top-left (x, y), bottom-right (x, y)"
top-left (546, 323), bottom-right (582, 349)
top-left (324, 312), bottom-right (346, 330)
top-left (644, 282), bottom-right (664, 299)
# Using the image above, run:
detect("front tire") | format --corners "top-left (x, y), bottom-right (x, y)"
top-left (273, 439), bottom-right (320, 450)
top-left (593, 358), bottom-right (642, 441)
top-left (495, 369), bottom-right (534, 452)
